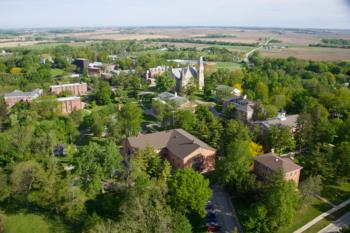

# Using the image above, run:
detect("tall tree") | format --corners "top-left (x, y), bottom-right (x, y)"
top-left (168, 168), bottom-right (212, 216)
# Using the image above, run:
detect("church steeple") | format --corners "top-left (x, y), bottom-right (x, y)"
top-left (198, 57), bottom-right (205, 90)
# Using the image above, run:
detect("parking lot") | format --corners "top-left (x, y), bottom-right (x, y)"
top-left (206, 185), bottom-right (243, 233)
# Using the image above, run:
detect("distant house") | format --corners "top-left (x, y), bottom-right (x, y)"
top-left (72, 58), bottom-right (89, 73)
top-left (254, 152), bottom-right (302, 186)
top-left (223, 95), bottom-right (255, 122)
top-left (50, 83), bottom-right (87, 96)
top-left (146, 66), bottom-right (169, 87)
top-left (123, 129), bottom-right (216, 173)
top-left (4, 89), bottom-right (43, 107)
top-left (57, 96), bottom-right (83, 114)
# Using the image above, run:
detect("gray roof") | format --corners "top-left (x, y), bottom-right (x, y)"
top-left (254, 152), bottom-right (302, 173)
top-left (4, 89), bottom-right (43, 98)
top-left (255, 114), bottom-right (299, 129)
top-left (126, 129), bottom-right (215, 160)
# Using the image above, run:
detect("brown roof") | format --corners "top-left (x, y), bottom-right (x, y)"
top-left (254, 152), bottom-right (302, 173)
top-left (126, 129), bottom-right (215, 160)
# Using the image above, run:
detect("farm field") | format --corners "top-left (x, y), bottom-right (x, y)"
top-left (260, 46), bottom-right (350, 61)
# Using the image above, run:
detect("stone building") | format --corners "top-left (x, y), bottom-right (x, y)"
top-left (124, 129), bottom-right (216, 173)
top-left (223, 95), bottom-right (255, 122)
top-left (4, 89), bottom-right (43, 107)
top-left (57, 96), bottom-right (83, 114)
top-left (171, 57), bottom-right (205, 92)
top-left (50, 83), bottom-right (87, 96)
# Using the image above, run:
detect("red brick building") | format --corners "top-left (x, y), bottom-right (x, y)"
top-left (57, 96), bottom-right (83, 114)
top-left (50, 83), bottom-right (87, 96)
top-left (124, 129), bottom-right (216, 173)
top-left (253, 152), bottom-right (302, 186)
top-left (4, 89), bottom-right (43, 107)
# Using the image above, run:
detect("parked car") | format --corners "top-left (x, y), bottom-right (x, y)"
top-left (207, 224), bottom-right (221, 232)
top-left (205, 212), bottom-right (217, 222)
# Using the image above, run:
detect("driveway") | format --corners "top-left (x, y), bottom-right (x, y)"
top-left (210, 185), bottom-right (243, 233)
top-left (318, 212), bottom-right (350, 233)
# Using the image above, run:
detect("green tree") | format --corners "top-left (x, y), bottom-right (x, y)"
top-left (156, 73), bottom-right (176, 92)
top-left (299, 175), bottom-right (323, 205)
top-left (168, 168), bottom-right (212, 216)
top-left (95, 81), bottom-right (112, 105)
top-left (255, 81), bottom-right (269, 104)
top-left (119, 103), bottom-right (142, 137)
top-left (268, 126), bottom-right (296, 154)
top-left (333, 142), bottom-right (350, 180)
top-left (218, 140), bottom-right (253, 189)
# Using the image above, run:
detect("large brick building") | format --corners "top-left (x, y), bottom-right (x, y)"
top-left (253, 152), bottom-right (302, 186)
top-left (50, 83), bottom-right (87, 96)
top-left (4, 89), bottom-right (43, 107)
top-left (57, 96), bottom-right (83, 114)
top-left (124, 129), bottom-right (216, 173)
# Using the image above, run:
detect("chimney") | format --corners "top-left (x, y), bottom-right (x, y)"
top-left (174, 92), bottom-right (178, 97)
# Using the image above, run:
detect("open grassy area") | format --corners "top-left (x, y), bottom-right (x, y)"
top-left (303, 204), bottom-right (350, 233)
top-left (212, 62), bottom-right (242, 71)
top-left (277, 198), bottom-right (331, 233)
top-left (50, 68), bottom-right (65, 77)
top-left (2, 212), bottom-right (68, 233)
top-left (322, 181), bottom-right (350, 205)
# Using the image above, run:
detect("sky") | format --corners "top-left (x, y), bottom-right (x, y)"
top-left (0, 0), bottom-right (350, 29)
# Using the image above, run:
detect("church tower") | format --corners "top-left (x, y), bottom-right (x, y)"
top-left (198, 57), bottom-right (205, 90)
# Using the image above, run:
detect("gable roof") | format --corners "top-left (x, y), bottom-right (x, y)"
top-left (254, 152), bottom-right (302, 173)
top-left (126, 129), bottom-right (215, 160)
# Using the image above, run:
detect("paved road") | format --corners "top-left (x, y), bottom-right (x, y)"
top-left (318, 212), bottom-right (350, 233)
top-left (243, 35), bottom-right (278, 63)
top-left (210, 185), bottom-right (243, 233)
top-left (294, 198), bottom-right (350, 233)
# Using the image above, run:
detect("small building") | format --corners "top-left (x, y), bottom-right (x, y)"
top-left (57, 96), bottom-right (83, 114)
top-left (223, 95), bottom-right (255, 122)
top-left (146, 66), bottom-right (169, 79)
top-left (253, 112), bottom-right (299, 133)
top-left (253, 152), bottom-right (302, 186)
top-left (50, 83), bottom-right (87, 96)
top-left (216, 85), bottom-right (241, 100)
top-left (124, 129), bottom-right (216, 173)
top-left (4, 89), bottom-right (43, 107)
top-left (152, 92), bottom-right (196, 111)
top-left (72, 58), bottom-right (89, 73)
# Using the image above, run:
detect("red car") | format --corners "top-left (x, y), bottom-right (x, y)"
top-left (207, 224), bottom-right (221, 232)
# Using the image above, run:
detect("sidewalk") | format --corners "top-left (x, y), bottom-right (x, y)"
top-left (294, 198), bottom-right (350, 233)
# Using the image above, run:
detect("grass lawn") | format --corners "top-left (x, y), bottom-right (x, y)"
top-left (2, 212), bottom-right (68, 233)
top-left (213, 62), bottom-right (242, 71)
top-left (278, 198), bottom-right (331, 233)
top-left (303, 204), bottom-right (350, 233)
top-left (50, 68), bottom-right (65, 77)
top-left (321, 181), bottom-right (350, 205)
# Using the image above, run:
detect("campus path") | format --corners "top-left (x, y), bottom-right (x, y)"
top-left (294, 198), bottom-right (350, 233)
top-left (210, 185), bottom-right (243, 233)
top-left (318, 212), bottom-right (350, 233)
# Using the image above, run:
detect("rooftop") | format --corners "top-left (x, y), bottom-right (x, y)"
top-left (50, 83), bottom-right (86, 89)
top-left (57, 96), bottom-right (81, 102)
top-left (4, 89), bottom-right (43, 98)
top-left (126, 129), bottom-right (215, 160)
top-left (254, 152), bottom-right (302, 173)
top-left (255, 114), bottom-right (299, 129)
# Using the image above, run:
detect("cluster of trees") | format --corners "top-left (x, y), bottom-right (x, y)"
top-left (310, 38), bottom-right (350, 49)
top-left (146, 38), bottom-right (258, 47)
